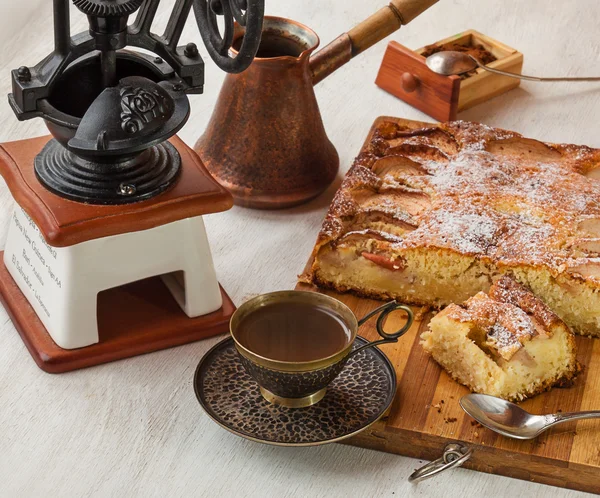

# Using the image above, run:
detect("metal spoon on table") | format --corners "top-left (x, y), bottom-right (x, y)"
top-left (460, 393), bottom-right (600, 440)
top-left (426, 51), bottom-right (600, 82)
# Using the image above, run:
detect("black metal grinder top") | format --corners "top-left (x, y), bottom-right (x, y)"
top-left (9, 0), bottom-right (264, 204)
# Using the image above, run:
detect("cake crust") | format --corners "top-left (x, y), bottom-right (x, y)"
top-left (307, 118), bottom-right (600, 336)
top-left (421, 277), bottom-right (580, 402)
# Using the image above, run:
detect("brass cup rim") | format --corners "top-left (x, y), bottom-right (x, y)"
top-left (230, 290), bottom-right (358, 372)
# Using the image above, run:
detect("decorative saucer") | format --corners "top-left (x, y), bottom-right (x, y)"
top-left (193, 337), bottom-right (396, 446)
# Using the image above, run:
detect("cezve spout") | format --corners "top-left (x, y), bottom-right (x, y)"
top-left (310, 0), bottom-right (439, 84)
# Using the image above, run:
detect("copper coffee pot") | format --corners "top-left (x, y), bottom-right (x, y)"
top-left (195, 0), bottom-right (439, 209)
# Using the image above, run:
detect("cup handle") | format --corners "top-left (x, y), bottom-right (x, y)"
top-left (348, 301), bottom-right (414, 359)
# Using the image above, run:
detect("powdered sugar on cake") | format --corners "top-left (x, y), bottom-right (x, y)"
top-left (315, 119), bottom-right (600, 281)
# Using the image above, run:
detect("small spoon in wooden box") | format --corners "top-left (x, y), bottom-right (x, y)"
top-left (427, 51), bottom-right (600, 82)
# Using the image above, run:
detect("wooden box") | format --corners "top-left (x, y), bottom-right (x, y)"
top-left (375, 30), bottom-right (524, 121)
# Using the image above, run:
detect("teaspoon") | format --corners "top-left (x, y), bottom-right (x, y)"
top-left (426, 51), bottom-right (600, 82)
top-left (460, 393), bottom-right (600, 440)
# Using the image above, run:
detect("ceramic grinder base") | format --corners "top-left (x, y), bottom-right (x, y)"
top-left (0, 256), bottom-right (235, 373)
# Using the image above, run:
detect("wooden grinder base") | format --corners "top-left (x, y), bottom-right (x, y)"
top-left (0, 255), bottom-right (234, 373)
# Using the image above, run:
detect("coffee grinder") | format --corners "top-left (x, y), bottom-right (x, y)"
top-left (0, 0), bottom-right (264, 372)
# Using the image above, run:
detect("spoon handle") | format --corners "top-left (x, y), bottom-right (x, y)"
top-left (476, 62), bottom-right (600, 82)
top-left (547, 410), bottom-right (600, 426)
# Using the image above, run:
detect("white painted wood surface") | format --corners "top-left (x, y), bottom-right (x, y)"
top-left (0, 1), bottom-right (598, 496)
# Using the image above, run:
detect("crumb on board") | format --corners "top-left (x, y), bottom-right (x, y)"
top-left (445, 417), bottom-right (458, 424)
top-left (413, 306), bottom-right (431, 321)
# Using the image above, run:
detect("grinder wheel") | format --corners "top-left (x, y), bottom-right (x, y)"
top-left (192, 0), bottom-right (264, 73)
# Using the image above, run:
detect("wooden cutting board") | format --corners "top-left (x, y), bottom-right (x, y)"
top-left (295, 116), bottom-right (600, 494)
top-left (293, 282), bottom-right (600, 494)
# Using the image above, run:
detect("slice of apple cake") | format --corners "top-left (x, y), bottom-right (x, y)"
top-left (420, 277), bottom-right (580, 401)
top-left (305, 117), bottom-right (600, 336)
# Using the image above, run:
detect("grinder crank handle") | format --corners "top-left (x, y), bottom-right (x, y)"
top-left (311, 0), bottom-right (439, 84)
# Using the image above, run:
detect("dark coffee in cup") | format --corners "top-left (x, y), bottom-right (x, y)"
top-left (231, 291), bottom-right (413, 408)
top-left (236, 301), bottom-right (351, 362)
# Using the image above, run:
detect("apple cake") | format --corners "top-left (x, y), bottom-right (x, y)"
top-left (420, 277), bottom-right (580, 401)
top-left (305, 117), bottom-right (600, 337)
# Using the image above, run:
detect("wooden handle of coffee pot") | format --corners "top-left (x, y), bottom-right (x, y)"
top-left (347, 0), bottom-right (439, 55)
top-left (311, 0), bottom-right (439, 84)
top-left (391, 0), bottom-right (440, 24)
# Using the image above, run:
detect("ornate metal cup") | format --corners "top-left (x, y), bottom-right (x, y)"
top-left (230, 291), bottom-right (413, 408)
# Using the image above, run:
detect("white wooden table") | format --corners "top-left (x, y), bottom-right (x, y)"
top-left (0, 1), bottom-right (598, 496)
